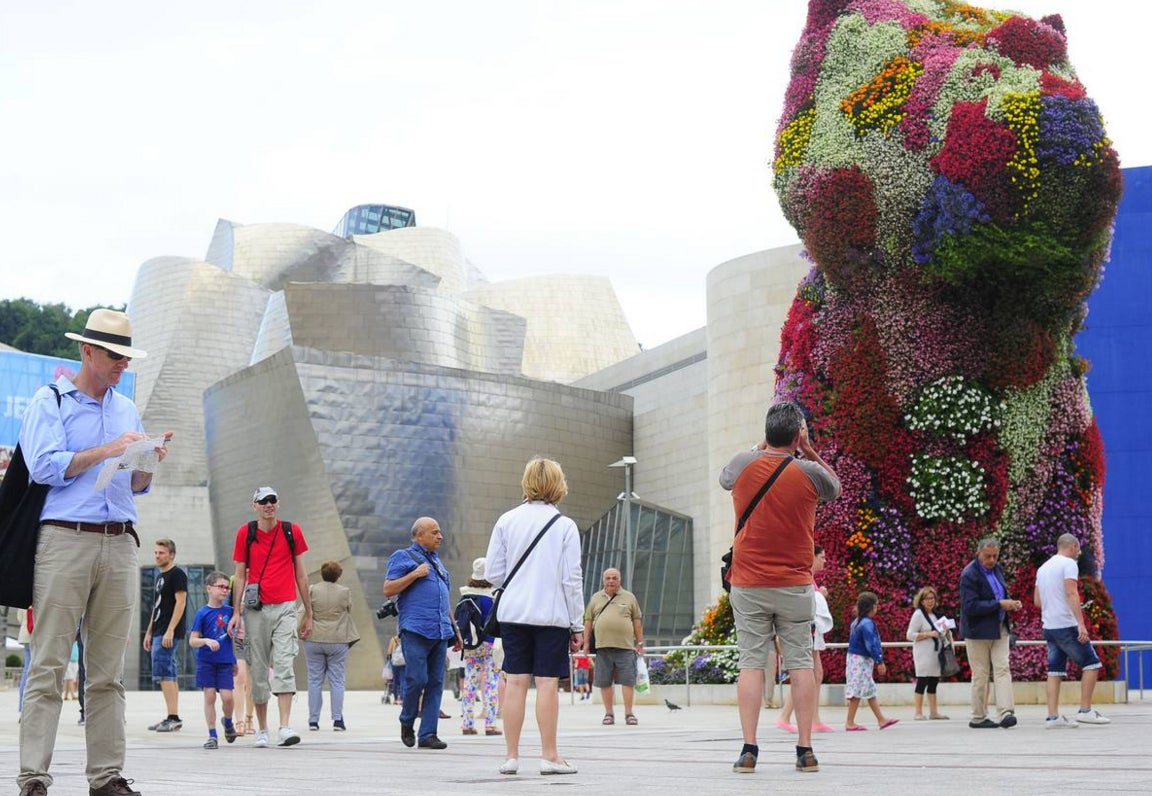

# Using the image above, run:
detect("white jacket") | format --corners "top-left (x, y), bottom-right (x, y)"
top-left (484, 500), bottom-right (584, 630)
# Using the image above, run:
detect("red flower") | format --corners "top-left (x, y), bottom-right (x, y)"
top-left (930, 99), bottom-right (1019, 224)
top-left (986, 15), bottom-right (1068, 70)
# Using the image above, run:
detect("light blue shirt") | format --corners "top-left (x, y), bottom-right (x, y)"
top-left (19, 376), bottom-right (147, 523)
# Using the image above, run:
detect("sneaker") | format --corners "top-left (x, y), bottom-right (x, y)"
top-left (88, 777), bottom-right (141, 796)
top-left (254, 729), bottom-right (270, 747)
top-left (223, 722), bottom-right (238, 743)
top-left (78, 715), bottom-right (86, 726)
top-left (19, 780), bottom-right (48, 796)
top-left (333, 719), bottom-right (346, 731)
top-left (1045, 715), bottom-right (1079, 729)
top-left (999, 713), bottom-right (1018, 729)
top-left (203, 737), bottom-right (219, 749)
top-left (278, 727), bottom-right (301, 746)
top-left (1076, 709), bottom-right (1110, 725)
top-left (733, 751), bottom-right (757, 773)
top-left (968, 718), bottom-right (999, 729)
top-left (401, 724), bottom-right (416, 747)
top-left (796, 749), bottom-right (820, 773)
top-left (308, 722), bottom-right (319, 731)
top-left (418, 735), bottom-right (448, 749)
top-left (152, 717), bottom-right (183, 733)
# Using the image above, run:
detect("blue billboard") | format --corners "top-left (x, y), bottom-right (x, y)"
top-left (1, 349), bottom-right (137, 477)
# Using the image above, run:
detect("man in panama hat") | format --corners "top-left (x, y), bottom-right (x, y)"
top-left (18, 308), bottom-right (172, 796)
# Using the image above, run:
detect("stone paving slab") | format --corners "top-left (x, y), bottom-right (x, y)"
top-left (2, 689), bottom-right (1150, 795)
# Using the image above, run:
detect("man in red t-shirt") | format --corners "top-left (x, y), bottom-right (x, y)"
top-left (720, 401), bottom-right (839, 775)
top-left (228, 486), bottom-right (313, 749)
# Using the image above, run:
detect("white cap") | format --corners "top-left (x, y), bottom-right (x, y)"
top-left (252, 486), bottom-right (278, 502)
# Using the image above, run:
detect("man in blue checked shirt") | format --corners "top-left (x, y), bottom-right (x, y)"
top-left (16, 309), bottom-right (171, 796)
top-left (384, 517), bottom-right (464, 751)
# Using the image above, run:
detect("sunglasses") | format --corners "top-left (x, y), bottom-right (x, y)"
top-left (256, 496), bottom-right (278, 505)
top-left (94, 346), bottom-right (129, 362)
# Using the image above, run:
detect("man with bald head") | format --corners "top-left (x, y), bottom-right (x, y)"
top-left (384, 517), bottom-right (463, 750)
top-left (583, 568), bottom-right (644, 725)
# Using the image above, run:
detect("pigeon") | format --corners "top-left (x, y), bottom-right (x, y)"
top-left (665, 698), bottom-right (682, 711)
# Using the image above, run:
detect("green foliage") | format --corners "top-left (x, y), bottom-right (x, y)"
top-left (0, 299), bottom-right (124, 359)
top-left (5, 653), bottom-right (22, 668)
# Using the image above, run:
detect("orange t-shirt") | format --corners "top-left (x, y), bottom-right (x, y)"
top-left (726, 453), bottom-right (832, 588)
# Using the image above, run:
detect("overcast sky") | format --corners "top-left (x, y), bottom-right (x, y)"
top-left (2, 1), bottom-right (1147, 349)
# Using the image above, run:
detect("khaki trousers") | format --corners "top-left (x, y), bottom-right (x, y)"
top-left (245, 600), bottom-right (299, 704)
top-left (966, 625), bottom-right (1014, 721)
top-left (19, 524), bottom-right (139, 790)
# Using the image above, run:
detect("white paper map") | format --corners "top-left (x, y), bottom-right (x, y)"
top-left (93, 436), bottom-right (168, 491)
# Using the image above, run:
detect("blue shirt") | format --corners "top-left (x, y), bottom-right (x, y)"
top-left (190, 604), bottom-right (236, 665)
top-left (982, 565), bottom-right (1007, 623)
top-left (386, 543), bottom-right (454, 640)
top-left (19, 377), bottom-right (147, 523)
top-left (848, 615), bottom-right (884, 663)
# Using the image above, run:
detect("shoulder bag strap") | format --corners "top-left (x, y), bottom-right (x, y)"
top-left (500, 512), bottom-right (562, 592)
top-left (735, 456), bottom-right (793, 536)
top-left (590, 592), bottom-right (618, 630)
top-left (921, 606), bottom-right (941, 651)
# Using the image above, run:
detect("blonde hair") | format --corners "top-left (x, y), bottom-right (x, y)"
top-left (912, 586), bottom-right (938, 609)
top-left (522, 457), bottom-right (568, 504)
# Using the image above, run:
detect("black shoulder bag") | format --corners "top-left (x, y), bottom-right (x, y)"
top-left (721, 456), bottom-right (791, 592)
top-left (923, 606), bottom-right (960, 677)
top-left (484, 512), bottom-right (562, 638)
top-left (0, 385), bottom-right (63, 609)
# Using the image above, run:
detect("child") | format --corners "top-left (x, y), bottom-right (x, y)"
top-left (572, 650), bottom-right (592, 700)
top-left (189, 571), bottom-right (238, 749)
top-left (845, 591), bottom-right (899, 731)
top-left (776, 545), bottom-right (835, 733)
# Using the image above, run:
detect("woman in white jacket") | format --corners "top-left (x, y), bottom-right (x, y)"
top-left (484, 457), bottom-right (584, 776)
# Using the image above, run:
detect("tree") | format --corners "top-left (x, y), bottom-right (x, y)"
top-left (0, 299), bottom-right (125, 359)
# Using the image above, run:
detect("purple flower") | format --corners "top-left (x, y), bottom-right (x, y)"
top-left (1037, 97), bottom-right (1105, 166)
top-left (912, 176), bottom-right (991, 264)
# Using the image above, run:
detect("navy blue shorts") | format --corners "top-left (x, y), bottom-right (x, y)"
top-left (196, 660), bottom-right (235, 691)
top-left (500, 624), bottom-right (571, 678)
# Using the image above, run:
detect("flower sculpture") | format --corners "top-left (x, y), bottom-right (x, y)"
top-left (771, 0), bottom-right (1122, 682)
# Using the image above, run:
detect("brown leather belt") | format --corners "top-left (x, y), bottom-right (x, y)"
top-left (43, 519), bottom-right (140, 546)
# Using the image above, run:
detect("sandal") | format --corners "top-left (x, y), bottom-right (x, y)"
top-left (485, 727), bottom-right (503, 736)
top-left (602, 714), bottom-right (615, 725)
top-left (245, 718), bottom-right (256, 735)
top-left (462, 727), bottom-right (477, 735)
top-left (625, 714), bottom-right (638, 725)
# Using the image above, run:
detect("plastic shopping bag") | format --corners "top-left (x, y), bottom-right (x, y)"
top-left (635, 655), bottom-right (650, 694)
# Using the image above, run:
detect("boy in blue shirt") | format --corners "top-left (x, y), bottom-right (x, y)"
top-left (189, 571), bottom-right (238, 748)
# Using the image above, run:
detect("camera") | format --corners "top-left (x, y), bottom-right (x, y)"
top-left (376, 597), bottom-right (399, 619)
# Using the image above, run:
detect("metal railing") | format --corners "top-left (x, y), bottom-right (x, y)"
top-left (632, 639), bottom-right (1151, 706)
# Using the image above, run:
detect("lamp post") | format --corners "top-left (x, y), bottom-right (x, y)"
top-left (609, 456), bottom-right (637, 589)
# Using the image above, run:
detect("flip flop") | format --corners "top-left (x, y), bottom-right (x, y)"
top-left (880, 718), bottom-right (900, 730)
top-left (812, 723), bottom-right (836, 732)
top-left (845, 725), bottom-right (868, 731)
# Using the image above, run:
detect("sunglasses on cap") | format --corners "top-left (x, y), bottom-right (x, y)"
top-left (256, 496), bottom-right (278, 505)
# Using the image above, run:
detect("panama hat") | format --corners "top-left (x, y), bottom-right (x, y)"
top-left (64, 308), bottom-right (148, 359)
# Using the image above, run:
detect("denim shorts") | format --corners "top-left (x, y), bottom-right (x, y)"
top-left (150, 636), bottom-right (179, 681)
top-left (1044, 626), bottom-right (1102, 676)
top-left (196, 660), bottom-right (235, 691)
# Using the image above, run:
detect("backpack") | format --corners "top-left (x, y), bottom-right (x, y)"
top-left (454, 595), bottom-right (486, 650)
top-left (245, 519), bottom-right (297, 563)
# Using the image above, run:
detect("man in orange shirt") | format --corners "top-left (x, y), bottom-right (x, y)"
top-left (720, 401), bottom-right (839, 775)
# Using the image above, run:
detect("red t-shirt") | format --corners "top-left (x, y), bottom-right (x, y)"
top-left (232, 520), bottom-right (309, 605)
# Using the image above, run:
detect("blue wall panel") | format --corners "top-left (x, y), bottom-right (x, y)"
top-left (1077, 165), bottom-right (1152, 687)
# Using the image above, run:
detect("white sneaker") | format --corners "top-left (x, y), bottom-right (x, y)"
top-left (1045, 715), bottom-right (1079, 729)
top-left (1075, 709), bottom-right (1111, 725)
top-left (254, 729), bottom-right (270, 747)
top-left (278, 726), bottom-right (301, 746)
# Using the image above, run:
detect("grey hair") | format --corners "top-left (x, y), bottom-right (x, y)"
top-left (1057, 533), bottom-right (1079, 550)
top-left (976, 537), bottom-right (1000, 552)
top-left (765, 401), bottom-right (805, 447)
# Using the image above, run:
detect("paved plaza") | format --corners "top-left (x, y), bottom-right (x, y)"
top-left (2, 688), bottom-right (1149, 795)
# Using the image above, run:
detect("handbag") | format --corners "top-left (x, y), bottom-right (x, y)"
top-left (0, 385), bottom-right (62, 609)
top-left (922, 607), bottom-right (960, 678)
top-left (484, 512), bottom-right (562, 638)
top-left (721, 456), bottom-right (791, 592)
top-left (586, 593), bottom-right (618, 655)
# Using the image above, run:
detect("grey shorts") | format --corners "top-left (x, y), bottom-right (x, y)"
top-left (730, 584), bottom-right (815, 672)
top-left (593, 647), bottom-right (638, 687)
